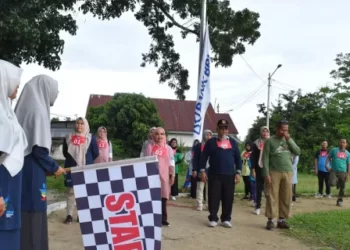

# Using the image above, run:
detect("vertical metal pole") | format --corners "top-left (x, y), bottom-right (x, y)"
top-left (197, 0), bottom-right (207, 92)
top-left (266, 73), bottom-right (271, 129)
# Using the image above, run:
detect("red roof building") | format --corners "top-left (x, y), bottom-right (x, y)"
top-left (86, 94), bottom-right (239, 146)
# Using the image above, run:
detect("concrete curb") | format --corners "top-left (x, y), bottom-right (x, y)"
top-left (47, 201), bottom-right (66, 215)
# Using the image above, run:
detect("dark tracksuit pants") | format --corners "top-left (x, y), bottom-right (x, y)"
top-left (242, 176), bottom-right (251, 197)
top-left (318, 171), bottom-right (331, 195)
top-left (208, 174), bottom-right (235, 222)
top-left (255, 168), bottom-right (264, 209)
top-left (171, 173), bottom-right (179, 196)
top-left (162, 198), bottom-right (167, 222)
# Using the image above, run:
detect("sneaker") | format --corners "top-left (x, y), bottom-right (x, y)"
top-left (241, 195), bottom-right (249, 200)
top-left (162, 221), bottom-right (170, 227)
top-left (64, 215), bottom-right (73, 224)
top-left (266, 220), bottom-right (274, 230)
top-left (196, 206), bottom-right (203, 211)
top-left (255, 208), bottom-right (261, 215)
top-left (208, 221), bottom-right (217, 227)
top-left (252, 201), bottom-right (256, 207)
top-left (327, 194), bottom-right (332, 199)
top-left (221, 221), bottom-right (232, 228)
top-left (336, 199), bottom-right (343, 207)
top-left (314, 193), bottom-right (322, 198)
top-left (277, 220), bottom-right (290, 229)
top-left (171, 196), bottom-right (176, 201)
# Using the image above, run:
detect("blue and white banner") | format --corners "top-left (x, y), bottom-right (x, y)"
top-left (193, 24), bottom-right (211, 141)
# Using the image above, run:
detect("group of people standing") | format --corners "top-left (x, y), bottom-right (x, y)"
top-left (0, 59), bottom-right (113, 250)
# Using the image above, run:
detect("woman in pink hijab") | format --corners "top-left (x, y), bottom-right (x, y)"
top-left (94, 127), bottom-right (113, 163)
top-left (145, 127), bottom-right (175, 227)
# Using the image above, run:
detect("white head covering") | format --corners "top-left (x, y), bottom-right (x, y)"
top-left (66, 117), bottom-right (92, 167)
top-left (0, 60), bottom-right (28, 177)
top-left (15, 75), bottom-right (59, 156)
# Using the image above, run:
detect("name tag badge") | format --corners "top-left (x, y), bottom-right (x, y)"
top-left (71, 135), bottom-right (85, 146)
top-left (243, 152), bottom-right (250, 158)
top-left (98, 140), bottom-right (108, 149)
top-left (217, 140), bottom-right (232, 150)
top-left (337, 152), bottom-right (346, 159)
top-left (320, 151), bottom-right (328, 157)
top-left (152, 145), bottom-right (165, 157)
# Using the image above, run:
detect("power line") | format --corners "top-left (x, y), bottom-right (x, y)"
top-left (239, 55), bottom-right (267, 84)
top-left (223, 83), bottom-right (266, 112)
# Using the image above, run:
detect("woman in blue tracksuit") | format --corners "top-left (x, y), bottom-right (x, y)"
top-left (0, 60), bottom-right (28, 250)
top-left (63, 117), bottom-right (99, 224)
top-left (15, 75), bottom-right (66, 250)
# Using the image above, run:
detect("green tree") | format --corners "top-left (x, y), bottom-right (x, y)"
top-left (51, 117), bottom-right (60, 122)
top-left (1, 0), bottom-right (261, 99)
top-left (86, 93), bottom-right (163, 158)
top-left (245, 53), bottom-right (350, 173)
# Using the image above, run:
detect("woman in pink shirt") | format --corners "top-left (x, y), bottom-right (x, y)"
top-left (145, 127), bottom-right (175, 227)
top-left (94, 127), bottom-right (113, 163)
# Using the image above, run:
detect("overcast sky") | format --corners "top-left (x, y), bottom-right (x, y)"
top-left (17, 0), bottom-right (350, 139)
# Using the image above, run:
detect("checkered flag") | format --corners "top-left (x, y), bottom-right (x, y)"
top-left (71, 156), bottom-right (162, 250)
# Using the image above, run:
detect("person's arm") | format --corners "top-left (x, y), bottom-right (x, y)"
top-left (32, 146), bottom-right (59, 174)
top-left (62, 138), bottom-right (69, 159)
top-left (314, 151), bottom-right (319, 174)
top-left (262, 139), bottom-right (270, 177)
top-left (90, 136), bottom-right (99, 160)
top-left (233, 140), bottom-right (242, 175)
top-left (250, 144), bottom-right (258, 171)
top-left (109, 141), bottom-right (113, 161)
top-left (286, 138), bottom-right (301, 156)
top-left (199, 140), bottom-right (210, 172)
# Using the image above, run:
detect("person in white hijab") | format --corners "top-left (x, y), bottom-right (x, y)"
top-left (0, 59), bottom-right (28, 250)
top-left (63, 117), bottom-right (99, 224)
top-left (15, 74), bottom-right (66, 250)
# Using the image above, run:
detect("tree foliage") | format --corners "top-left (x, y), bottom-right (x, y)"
top-left (245, 53), bottom-right (350, 172)
top-left (86, 93), bottom-right (163, 158)
top-left (1, 0), bottom-right (261, 99)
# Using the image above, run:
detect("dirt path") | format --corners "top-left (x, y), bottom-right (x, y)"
top-left (48, 197), bottom-right (348, 250)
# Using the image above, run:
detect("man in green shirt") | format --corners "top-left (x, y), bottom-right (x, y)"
top-left (326, 139), bottom-right (350, 207)
top-left (262, 120), bottom-right (300, 230)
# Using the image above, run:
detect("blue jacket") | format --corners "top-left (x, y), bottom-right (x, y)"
top-left (199, 137), bottom-right (242, 177)
top-left (22, 146), bottom-right (59, 212)
top-left (63, 135), bottom-right (99, 187)
top-left (248, 159), bottom-right (255, 182)
top-left (0, 163), bottom-right (22, 230)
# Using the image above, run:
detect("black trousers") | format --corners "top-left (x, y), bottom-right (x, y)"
top-left (208, 175), bottom-right (235, 222)
top-left (292, 184), bottom-right (297, 202)
top-left (318, 171), bottom-right (331, 195)
top-left (162, 198), bottom-right (167, 222)
top-left (171, 173), bottom-right (179, 196)
top-left (242, 176), bottom-right (251, 196)
top-left (190, 176), bottom-right (197, 198)
top-left (255, 177), bottom-right (264, 209)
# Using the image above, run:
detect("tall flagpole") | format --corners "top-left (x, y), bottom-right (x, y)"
top-left (197, 0), bottom-right (207, 92)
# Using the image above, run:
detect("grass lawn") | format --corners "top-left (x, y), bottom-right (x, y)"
top-left (283, 210), bottom-right (350, 250)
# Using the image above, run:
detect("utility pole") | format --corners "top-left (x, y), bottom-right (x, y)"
top-left (266, 64), bottom-right (282, 129)
top-left (266, 73), bottom-right (271, 129)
